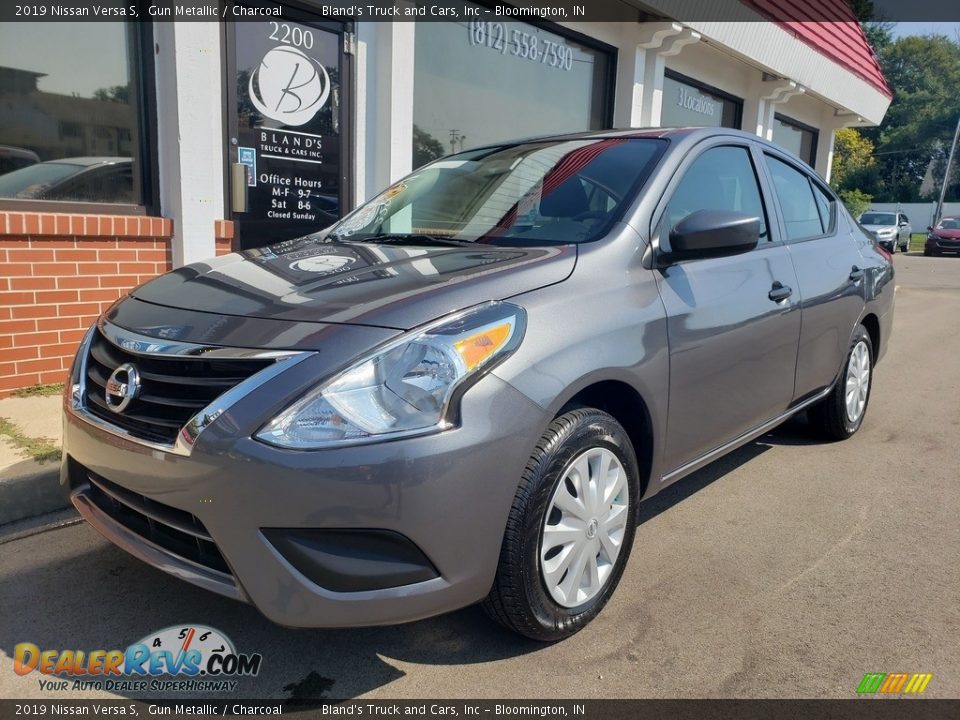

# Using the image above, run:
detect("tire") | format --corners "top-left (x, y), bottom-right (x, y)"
top-left (924, 249), bottom-right (932, 257)
top-left (482, 408), bottom-right (640, 642)
top-left (808, 325), bottom-right (874, 441)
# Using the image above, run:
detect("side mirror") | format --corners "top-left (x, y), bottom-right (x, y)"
top-left (663, 210), bottom-right (760, 262)
top-left (927, 225), bottom-right (934, 232)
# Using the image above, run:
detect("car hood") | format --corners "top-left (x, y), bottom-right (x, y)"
top-left (131, 237), bottom-right (576, 330)
top-left (932, 228), bottom-right (960, 239)
top-left (861, 224), bottom-right (896, 233)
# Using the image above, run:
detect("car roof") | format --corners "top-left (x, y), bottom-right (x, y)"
top-left (478, 126), bottom-right (782, 145)
top-left (458, 127), bottom-right (820, 172)
top-left (43, 156), bottom-right (132, 167)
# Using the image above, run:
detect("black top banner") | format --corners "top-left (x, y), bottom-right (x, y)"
top-left (0, 0), bottom-right (959, 23)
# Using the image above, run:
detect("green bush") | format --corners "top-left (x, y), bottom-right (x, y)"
top-left (839, 189), bottom-right (873, 219)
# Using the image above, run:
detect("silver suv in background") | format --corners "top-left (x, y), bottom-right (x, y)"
top-left (63, 128), bottom-right (894, 641)
top-left (859, 209), bottom-right (911, 253)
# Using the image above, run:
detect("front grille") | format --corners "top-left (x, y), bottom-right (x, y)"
top-left (83, 328), bottom-right (273, 445)
top-left (80, 466), bottom-right (231, 576)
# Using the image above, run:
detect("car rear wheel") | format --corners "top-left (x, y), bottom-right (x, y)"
top-left (482, 408), bottom-right (639, 641)
top-left (808, 325), bottom-right (874, 440)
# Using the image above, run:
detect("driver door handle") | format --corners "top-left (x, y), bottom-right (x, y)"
top-left (768, 281), bottom-right (793, 302)
top-left (849, 266), bottom-right (865, 282)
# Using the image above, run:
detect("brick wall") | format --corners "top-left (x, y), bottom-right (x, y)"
top-left (0, 212), bottom-right (235, 397)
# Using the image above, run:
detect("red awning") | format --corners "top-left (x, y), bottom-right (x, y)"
top-left (743, 0), bottom-right (892, 98)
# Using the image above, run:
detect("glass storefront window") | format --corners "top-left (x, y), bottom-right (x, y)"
top-left (0, 22), bottom-right (143, 205)
top-left (412, 5), bottom-right (612, 168)
top-left (660, 70), bottom-right (742, 129)
top-left (771, 114), bottom-right (818, 167)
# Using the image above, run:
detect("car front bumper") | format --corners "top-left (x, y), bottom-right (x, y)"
top-left (62, 371), bottom-right (546, 628)
top-left (926, 238), bottom-right (960, 254)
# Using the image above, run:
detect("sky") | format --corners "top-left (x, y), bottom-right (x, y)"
top-left (891, 22), bottom-right (960, 39)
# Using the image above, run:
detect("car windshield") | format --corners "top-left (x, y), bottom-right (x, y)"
top-left (0, 161), bottom-right (83, 199)
top-left (860, 212), bottom-right (896, 226)
top-left (936, 218), bottom-right (960, 230)
top-left (326, 138), bottom-right (666, 245)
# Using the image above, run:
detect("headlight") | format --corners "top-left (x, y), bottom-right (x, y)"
top-left (255, 302), bottom-right (525, 449)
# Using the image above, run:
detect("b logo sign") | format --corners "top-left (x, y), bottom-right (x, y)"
top-left (249, 45), bottom-right (331, 127)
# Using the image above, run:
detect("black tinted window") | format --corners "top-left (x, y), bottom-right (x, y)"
top-left (661, 146), bottom-right (768, 240)
top-left (0, 22), bottom-right (143, 205)
top-left (765, 155), bottom-right (824, 241)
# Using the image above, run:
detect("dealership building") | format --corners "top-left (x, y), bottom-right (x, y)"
top-left (0, 1), bottom-right (891, 394)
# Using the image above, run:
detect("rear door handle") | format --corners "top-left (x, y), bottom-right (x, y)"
top-left (768, 282), bottom-right (793, 302)
top-left (849, 266), bottom-right (865, 281)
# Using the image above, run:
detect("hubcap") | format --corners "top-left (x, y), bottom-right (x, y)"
top-left (845, 340), bottom-right (871, 423)
top-left (540, 447), bottom-right (629, 608)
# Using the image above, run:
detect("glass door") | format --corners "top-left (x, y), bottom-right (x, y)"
top-left (226, 5), bottom-right (351, 249)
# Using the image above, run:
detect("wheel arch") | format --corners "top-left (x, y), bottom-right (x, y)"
top-left (552, 379), bottom-right (655, 500)
top-left (861, 313), bottom-right (881, 364)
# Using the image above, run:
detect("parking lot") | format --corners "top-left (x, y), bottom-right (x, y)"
top-left (1, 253), bottom-right (958, 701)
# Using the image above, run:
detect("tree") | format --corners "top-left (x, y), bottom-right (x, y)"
top-left (92, 85), bottom-right (130, 104)
top-left (839, 188), bottom-right (873, 219)
top-left (830, 128), bottom-right (876, 190)
top-left (865, 34), bottom-right (960, 202)
top-left (413, 125), bottom-right (445, 169)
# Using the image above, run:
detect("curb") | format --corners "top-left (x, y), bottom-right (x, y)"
top-left (0, 465), bottom-right (69, 527)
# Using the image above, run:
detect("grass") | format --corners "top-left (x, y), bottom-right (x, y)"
top-left (0, 417), bottom-right (62, 464)
top-left (11, 383), bottom-right (64, 398)
top-left (909, 233), bottom-right (927, 253)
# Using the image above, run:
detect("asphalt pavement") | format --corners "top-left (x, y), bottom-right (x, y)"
top-left (1, 253), bottom-right (958, 700)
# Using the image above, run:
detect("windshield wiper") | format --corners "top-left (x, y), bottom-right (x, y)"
top-left (340, 233), bottom-right (475, 248)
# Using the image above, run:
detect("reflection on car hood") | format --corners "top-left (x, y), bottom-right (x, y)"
top-left (932, 228), bottom-right (960, 239)
top-left (131, 237), bottom-right (576, 330)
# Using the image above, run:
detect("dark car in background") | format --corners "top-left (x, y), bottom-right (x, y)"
top-left (0, 156), bottom-right (133, 204)
top-left (62, 128), bottom-right (894, 641)
top-left (0, 145), bottom-right (40, 175)
top-left (925, 216), bottom-right (960, 256)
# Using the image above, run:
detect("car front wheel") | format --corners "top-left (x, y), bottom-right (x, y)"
top-left (808, 325), bottom-right (874, 440)
top-left (482, 408), bottom-right (639, 641)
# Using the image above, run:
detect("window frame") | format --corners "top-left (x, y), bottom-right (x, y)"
top-left (759, 148), bottom-right (839, 245)
top-left (649, 138), bottom-right (778, 264)
top-left (662, 69), bottom-right (745, 130)
top-left (772, 112), bottom-right (819, 168)
top-left (0, 21), bottom-right (158, 217)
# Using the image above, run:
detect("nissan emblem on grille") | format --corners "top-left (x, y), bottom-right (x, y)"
top-left (104, 363), bottom-right (141, 413)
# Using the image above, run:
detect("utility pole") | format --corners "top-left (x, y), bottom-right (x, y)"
top-left (934, 113), bottom-right (960, 227)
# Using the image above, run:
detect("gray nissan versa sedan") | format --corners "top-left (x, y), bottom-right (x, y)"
top-left (62, 128), bottom-right (894, 641)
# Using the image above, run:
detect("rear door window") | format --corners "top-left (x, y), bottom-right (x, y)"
top-left (764, 155), bottom-right (825, 241)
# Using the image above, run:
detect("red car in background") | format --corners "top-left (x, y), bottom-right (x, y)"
top-left (926, 217), bottom-right (960, 256)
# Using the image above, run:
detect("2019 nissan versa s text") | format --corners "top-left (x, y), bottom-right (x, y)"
top-left (63, 128), bottom-right (894, 641)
